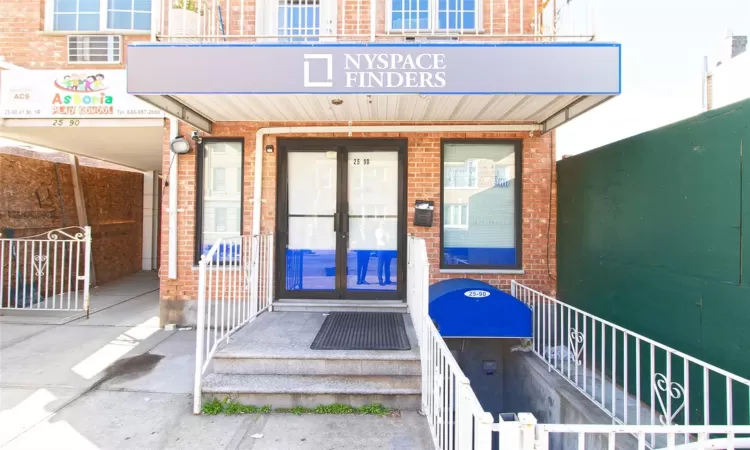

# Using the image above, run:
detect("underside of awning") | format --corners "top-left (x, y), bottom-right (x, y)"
top-left (135, 93), bottom-right (615, 134)
top-left (0, 118), bottom-right (164, 171)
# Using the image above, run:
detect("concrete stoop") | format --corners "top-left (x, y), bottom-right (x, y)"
top-left (202, 373), bottom-right (421, 409)
top-left (201, 312), bottom-right (422, 410)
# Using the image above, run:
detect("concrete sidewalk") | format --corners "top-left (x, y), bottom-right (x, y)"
top-left (0, 272), bottom-right (433, 450)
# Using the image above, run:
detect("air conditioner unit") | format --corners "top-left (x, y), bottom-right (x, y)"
top-left (67, 35), bottom-right (122, 64)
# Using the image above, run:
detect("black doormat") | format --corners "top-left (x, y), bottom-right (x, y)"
top-left (310, 312), bottom-right (411, 351)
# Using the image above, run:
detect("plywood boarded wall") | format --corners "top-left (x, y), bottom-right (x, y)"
top-left (0, 153), bottom-right (143, 285)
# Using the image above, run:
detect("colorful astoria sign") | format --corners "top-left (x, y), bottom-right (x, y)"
top-left (126, 43), bottom-right (621, 95)
top-left (0, 70), bottom-right (163, 118)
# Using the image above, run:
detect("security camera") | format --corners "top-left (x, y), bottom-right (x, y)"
top-left (191, 131), bottom-right (202, 144)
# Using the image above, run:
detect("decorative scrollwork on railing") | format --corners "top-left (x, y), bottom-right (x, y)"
top-left (32, 255), bottom-right (49, 277)
top-left (568, 328), bottom-right (585, 366)
top-left (653, 373), bottom-right (686, 425)
top-left (14, 227), bottom-right (87, 241)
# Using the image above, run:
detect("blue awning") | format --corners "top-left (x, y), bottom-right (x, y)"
top-left (428, 279), bottom-right (532, 339)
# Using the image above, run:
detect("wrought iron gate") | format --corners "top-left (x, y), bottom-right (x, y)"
top-left (0, 226), bottom-right (92, 314)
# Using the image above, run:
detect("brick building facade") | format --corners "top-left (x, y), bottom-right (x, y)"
top-left (160, 121), bottom-right (557, 324)
top-left (1, 0), bottom-right (617, 326)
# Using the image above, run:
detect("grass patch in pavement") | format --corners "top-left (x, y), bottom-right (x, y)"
top-left (202, 398), bottom-right (392, 417)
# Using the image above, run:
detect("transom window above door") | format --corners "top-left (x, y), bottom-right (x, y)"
top-left (389, 0), bottom-right (479, 32)
top-left (47, 0), bottom-right (152, 32)
top-left (256, 0), bottom-right (336, 41)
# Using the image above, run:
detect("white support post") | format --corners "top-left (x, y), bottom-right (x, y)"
top-left (193, 259), bottom-right (207, 414)
top-left (370, 0), bottom-right (376, 41)
top-left (519, 413), bottom-right (539, 450)
top-left (142, 171), bottom-right (157, 271)
top-left (497, 413), bottom-right (522, 450)
top-left (167, 116), bottom-right (179, 279)
top-left (475, 411), bottom-right (495, 450)
top-left (83, 226), bottom-right (92, 318)
top-left (456, 379), bottom-right (474, 449)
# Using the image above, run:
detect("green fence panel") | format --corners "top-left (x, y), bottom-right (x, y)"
top-left (557, 98), bottom-right (750, 425)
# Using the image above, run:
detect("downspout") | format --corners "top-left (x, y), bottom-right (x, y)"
top-left (168, 116), bottom-right (179, 279)
top-left (251, 123), bottom-right (541, 236)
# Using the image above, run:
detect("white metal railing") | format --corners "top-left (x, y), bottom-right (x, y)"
top-left (406, 236), bottom-right (429, 349)
top-left (536, 424), bottom-right (750, 450)
top-left (511, 280), bottom-right (750, 447)
top-left (407, 236), bottom-right (495, 450)
top-left (193, 233), bottom-right (274, 414)
top-left (155, 0), bottom-right (595, 42)
top-left (0, 227), bottom-right (91, 315)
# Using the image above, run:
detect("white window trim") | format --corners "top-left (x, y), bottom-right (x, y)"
top-left (255, 0), bottom-right (337, 41)
top-left (45, 0), bottom-right (153, 33)
top-left (385, 0), bottom-right (483, 33)
top-left (444, 203), bottom-right (469, 229)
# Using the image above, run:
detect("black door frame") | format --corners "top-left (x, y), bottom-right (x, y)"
top-left (275, 138), bottom-right (408, 301)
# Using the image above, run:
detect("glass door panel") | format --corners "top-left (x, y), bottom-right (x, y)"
top-left (284, 151), bottom-right (337, 291)
top-left (346, 151), bottom-right (399, 291)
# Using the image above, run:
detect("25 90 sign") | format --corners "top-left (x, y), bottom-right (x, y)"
top-left (52, 119), bottom-right (81, 127)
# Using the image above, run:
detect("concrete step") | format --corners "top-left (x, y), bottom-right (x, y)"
top-left (273, 300), bottom-right (407, 313)
top-left (202, 373), bottom-right (422, 410)
top-left (213, 351), bottom-right (421, 376)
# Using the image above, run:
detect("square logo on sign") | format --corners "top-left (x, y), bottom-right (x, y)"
top-left (303, 54), bottom-right (333, 88)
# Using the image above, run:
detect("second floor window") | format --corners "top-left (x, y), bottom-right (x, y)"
top-left (50, 0), bottom-right (152, 32)
top-left (256, 0), bottom-right (334, 40)
top-left (278, 0), bottom-right (320, 41)
top-left (390, 0), bottom-right (478, 32)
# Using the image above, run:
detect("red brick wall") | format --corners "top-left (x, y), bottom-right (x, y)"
top-left (0, 0), bottom-right (539, 71)
top-left (0, 153), bottom-right (143, 285)
top-left (161, 0), bottom-right (537, 40)
top-left (159, 121), bottom-right (556, 308)
top-left (0, 0), bottom-right (148, 69)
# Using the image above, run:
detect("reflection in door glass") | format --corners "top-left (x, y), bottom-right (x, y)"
top-left (285, 152), bottom-right (337, 291)
top-left (346, 151), bottom-right (398, 291)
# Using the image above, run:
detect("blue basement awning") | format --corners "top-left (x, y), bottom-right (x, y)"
top-left (428, 279), bottom-right (532, 339)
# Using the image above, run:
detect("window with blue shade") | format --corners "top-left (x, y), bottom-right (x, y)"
top-left (390, 0), bottom-right (478, 31)
top-left (278, 0), bottom-right (320, 42)
top-left (441, 141), bottom-right (521, 269)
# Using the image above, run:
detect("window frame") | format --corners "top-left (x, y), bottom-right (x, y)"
top-left (386, 0), bottom-right (483, 33)
top-left (45, 0), bottom-right (153, 33)
top-left (195, 137), bottom-right (245, 265)
top-left (256, 0), bottom-right (336, 42)
top-left (439, 138), bottom-right (522, 270)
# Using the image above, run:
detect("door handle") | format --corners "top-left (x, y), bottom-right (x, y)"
top-left (342, 213), bottom-right (349, 233)
top-left (333, 213), bottom-right (339, 232)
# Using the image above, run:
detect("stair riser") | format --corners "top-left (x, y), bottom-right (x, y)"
top-left (272, 305), bottom-right (407, 313)
top-left (214, 358), bottom-right (421, 376)
top-left (204, 392), bottom-right (422, 410)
